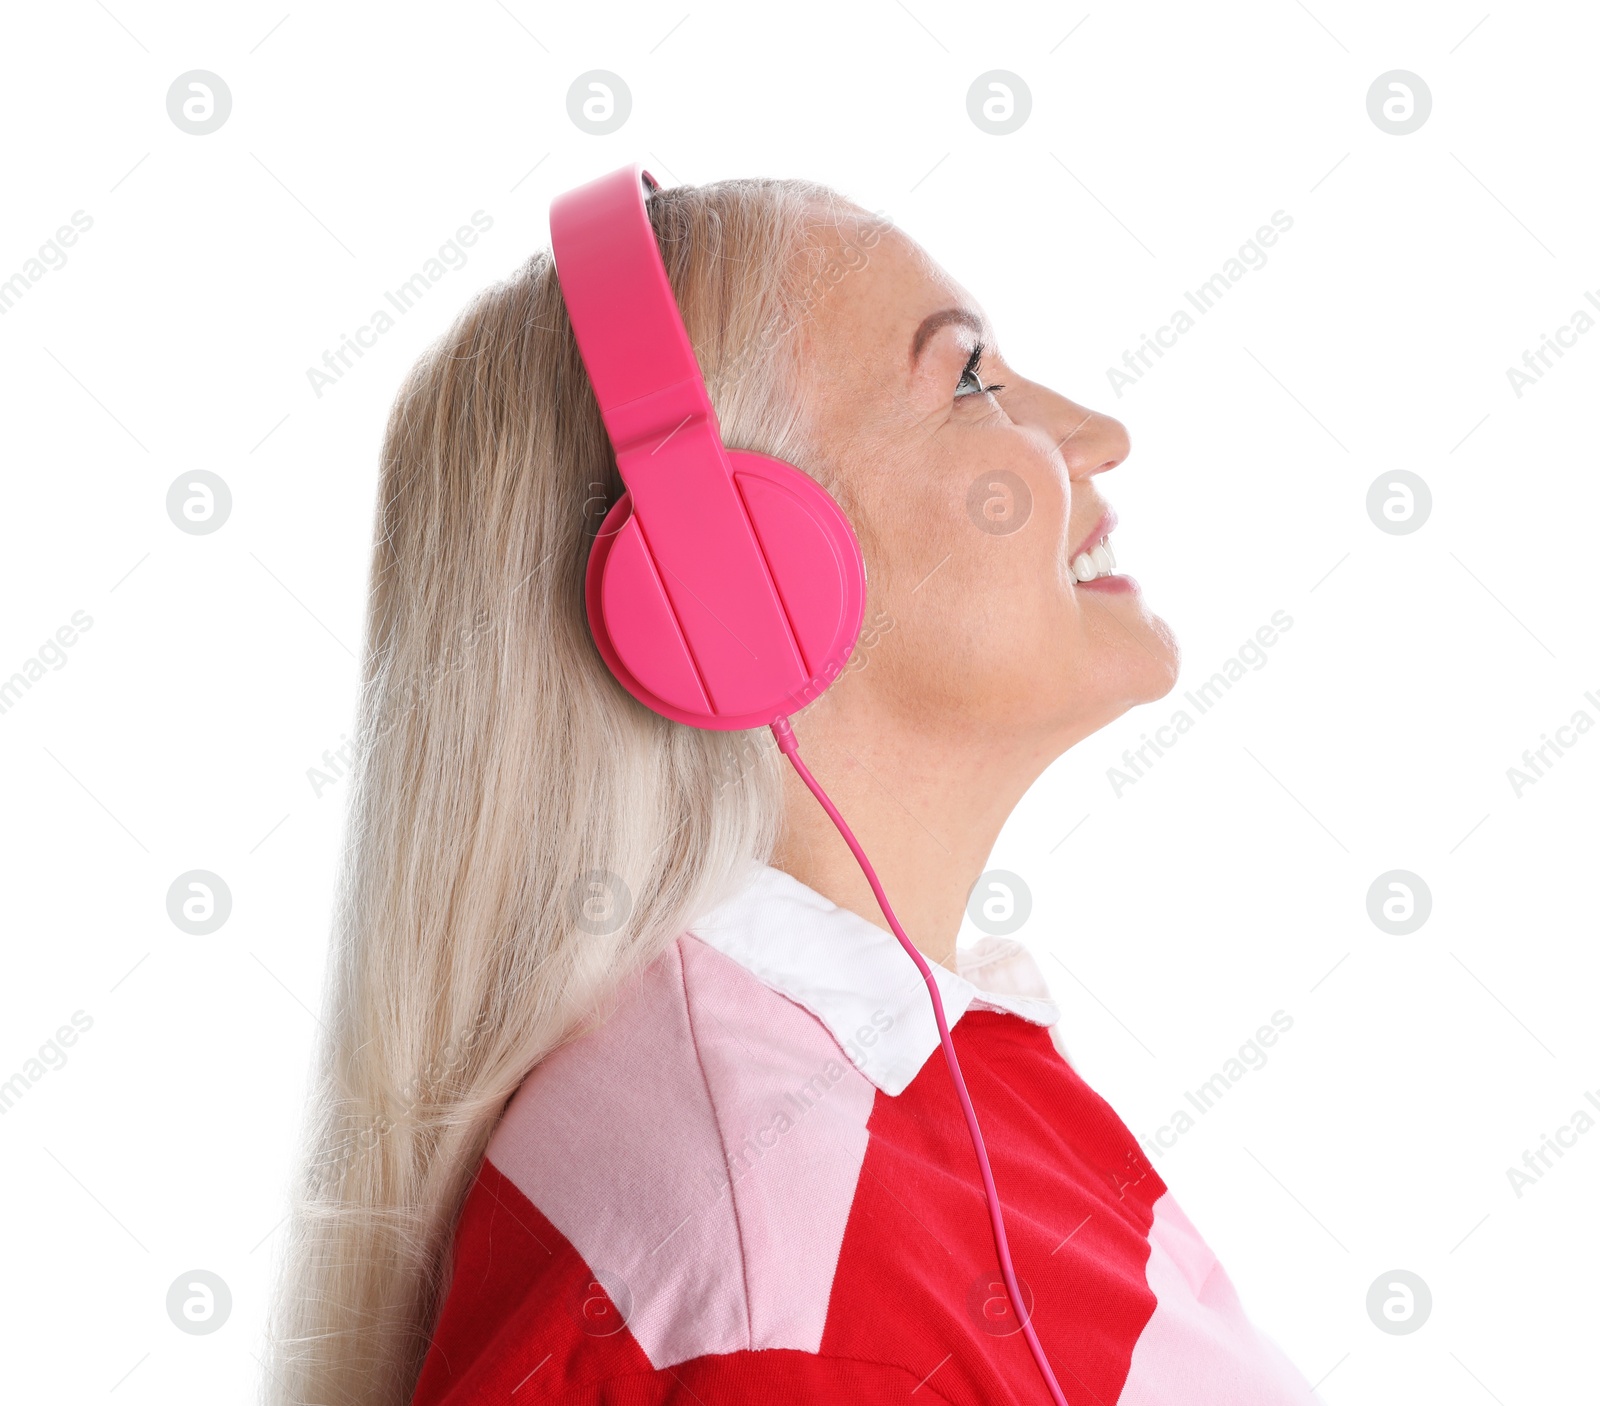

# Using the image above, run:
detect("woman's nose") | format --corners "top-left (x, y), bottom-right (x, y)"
top-left (1053, 402), bottom-right (1130, 481)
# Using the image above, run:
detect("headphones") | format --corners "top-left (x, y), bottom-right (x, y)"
top-left (549, 163), bottom-right (865, 729)
top-left (549, 164), bottom-right (1068, 1406)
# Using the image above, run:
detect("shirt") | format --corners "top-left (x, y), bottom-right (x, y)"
top-left (410, 862), bottom-right (1322, 1404)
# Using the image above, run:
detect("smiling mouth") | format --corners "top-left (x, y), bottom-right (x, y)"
top-left (1069, 510), bottom-right (1119, 584)
top-left (1071, 535), bottom-right (1117, 584)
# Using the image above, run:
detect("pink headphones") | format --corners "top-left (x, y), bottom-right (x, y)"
top-left (550, 163), bottom-right (865, 729)
top-left (549, 164), bottom-right (1069, 1406)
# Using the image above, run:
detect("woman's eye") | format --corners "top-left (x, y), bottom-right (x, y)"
top-left (955, 343), bottom-right (1003, 399)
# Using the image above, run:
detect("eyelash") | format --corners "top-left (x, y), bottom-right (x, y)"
top-left (955, 342), bottom-right (1006, 399)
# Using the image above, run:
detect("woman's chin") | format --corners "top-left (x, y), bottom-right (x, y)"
top-left (1085, 598), bottom-right (1180, 702)
top-left (1140, 615), bottom-right (1182, 697)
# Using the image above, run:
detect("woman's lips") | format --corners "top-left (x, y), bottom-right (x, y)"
top-left (1078, 573), bottom-right (1138, 594)
top-left (1068, 508), bottom-right (1136, 591)
top-left (1069, 507), bottom-right (1117, 562)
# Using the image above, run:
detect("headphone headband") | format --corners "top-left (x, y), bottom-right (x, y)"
top-left (548, 165), bottom-right (719, 455)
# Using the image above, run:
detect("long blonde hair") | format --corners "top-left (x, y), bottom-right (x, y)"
top-left (265, 175), bottom-right (867, 1406)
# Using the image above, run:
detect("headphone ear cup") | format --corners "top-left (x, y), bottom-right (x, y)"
top-left (726, 450), bottom-right (865, 684)
top-left (585, 451), bottom-right (866, 730)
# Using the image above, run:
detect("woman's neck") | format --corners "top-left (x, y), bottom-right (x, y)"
top-left (769, 709), bottom-right (1051, 971)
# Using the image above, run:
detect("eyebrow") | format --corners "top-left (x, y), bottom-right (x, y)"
top-left (910, 307), bottom-right (986, 365)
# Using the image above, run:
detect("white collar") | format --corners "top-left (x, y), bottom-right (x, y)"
top-left (687, 862), bottom-right (1061, 1096)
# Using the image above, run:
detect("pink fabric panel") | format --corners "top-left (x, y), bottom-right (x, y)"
top-left (1118, 1193), bottom-right (1323, 1404)
top-left (678, 934), bottom-right (876, 1351)
top-left (486, 935), bottom-right (874, 1368)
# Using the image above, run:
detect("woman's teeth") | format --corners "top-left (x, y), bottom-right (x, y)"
top-left (1072, 536), bottom-right (1117, 584)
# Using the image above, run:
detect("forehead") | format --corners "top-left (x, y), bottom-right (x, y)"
top-left (798, 217), bottom-right (980, 371)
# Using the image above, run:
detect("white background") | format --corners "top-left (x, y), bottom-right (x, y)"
top-left (2, 1), bottom-right (1596, 1401)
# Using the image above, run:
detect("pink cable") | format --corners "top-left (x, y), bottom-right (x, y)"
top-left (771, 719), bottom-right (1069, 1406)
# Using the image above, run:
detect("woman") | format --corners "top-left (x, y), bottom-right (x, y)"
top-left (267, 172), bottom-right (1320, 1404)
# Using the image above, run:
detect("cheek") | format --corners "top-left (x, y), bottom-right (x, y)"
top-left (851, 447), bottom-right (1080, 697)
top-left (890, 526), bottom-right (1081, 694)
top-left (963, 464), bottom-right (1075, 628)
top-left (857, 470), bottom-right (964, 592)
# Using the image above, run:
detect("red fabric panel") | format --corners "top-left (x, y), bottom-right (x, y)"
top-left (546, 1351), bottom-right (955, 1403)
top-left (411, 1160), bottom-right (654, 1404)
top-left (413, 1163), bottom-right (953, 1403)
top-left (821, 1012), bottom-right (1167, 1404)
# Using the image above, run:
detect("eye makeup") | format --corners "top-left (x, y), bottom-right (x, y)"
top-left (955, 342), bottom-right (1007, 399)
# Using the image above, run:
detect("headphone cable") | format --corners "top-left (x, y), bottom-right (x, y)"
top-left (771, 718), bottom-right (1069, 1406)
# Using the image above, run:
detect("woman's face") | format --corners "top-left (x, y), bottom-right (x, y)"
top-left (798, 219), bottom-right (1180, 753)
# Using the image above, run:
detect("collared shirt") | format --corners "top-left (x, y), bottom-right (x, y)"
top-left (689, 862), bottom-right (1064, 1095)
top-left (412, 862), bottom-right (1322, 1405)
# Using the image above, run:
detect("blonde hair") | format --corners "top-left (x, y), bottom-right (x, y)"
top-left (265, 176), bottom-right (869, 1405)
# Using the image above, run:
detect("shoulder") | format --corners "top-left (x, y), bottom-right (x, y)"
top-left (481, 934), bottom-right (879, 1365)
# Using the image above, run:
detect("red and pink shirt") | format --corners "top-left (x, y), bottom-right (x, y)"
top-left (412, 863), bottom-right (1321, 1404)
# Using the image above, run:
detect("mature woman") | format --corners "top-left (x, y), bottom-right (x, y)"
top-left (268, 170), bottom-right (1320, 1405)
